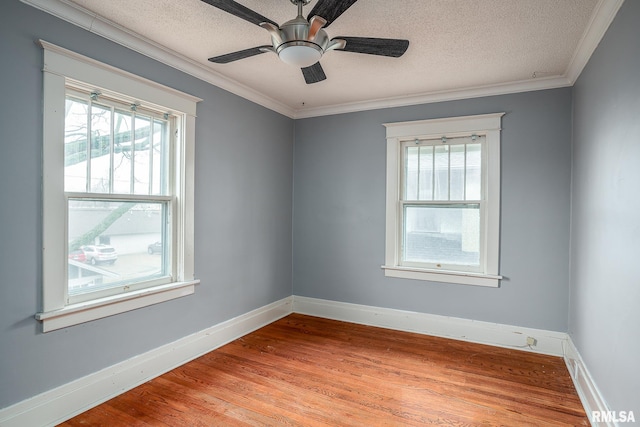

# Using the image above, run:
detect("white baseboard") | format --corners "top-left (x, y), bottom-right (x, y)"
top-left (3, 296), bottom-right (601, 427)
top-left (292, 296), bottom-right (567, 356)
top-left (563, 337), bottom-right (615, 427)
top-left (0, 296), bottom-right (293, 427)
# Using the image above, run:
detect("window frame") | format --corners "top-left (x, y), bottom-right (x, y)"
top-left (400, 135), bottom-right (486, 273)
top-left (382, 113), bottom-right (504, 287)
top-left (37, 40), bottom-right (201, 332)
top-left (63, 87), bottom-right (176, 305)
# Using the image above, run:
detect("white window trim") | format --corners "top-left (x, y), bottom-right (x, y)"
top-left (37, 40), bottom-right (201, 332)
top-left (382, 113), bottom-right (504, 287)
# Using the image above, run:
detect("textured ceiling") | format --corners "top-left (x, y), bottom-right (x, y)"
top-left (65, 0), bottom-right (602, 116)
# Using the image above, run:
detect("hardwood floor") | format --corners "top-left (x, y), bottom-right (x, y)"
top-left (60, 314), bottom-right (588, 426)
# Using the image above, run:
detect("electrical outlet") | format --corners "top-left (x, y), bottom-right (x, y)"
top-left (526, 336), bottom-right (537, 346)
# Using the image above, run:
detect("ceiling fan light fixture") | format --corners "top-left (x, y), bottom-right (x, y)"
top-left (277, 42), bottom-right (323, 67)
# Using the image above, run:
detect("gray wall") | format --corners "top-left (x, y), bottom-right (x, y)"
top-left (0, 0), bottom-right (293, 409)
top-left (570, 0), bottom-right (640, 415)
top-left (4, 0), bottom-right (636, 416)
top-left (293, 88), bottom-right (573, 331)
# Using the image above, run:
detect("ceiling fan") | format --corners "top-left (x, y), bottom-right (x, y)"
top-left (202, 0), bottom-right (410, 84)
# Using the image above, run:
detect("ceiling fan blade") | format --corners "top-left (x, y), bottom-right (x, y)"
top-left (200, 0), bottom-right (278, 27)
top-left (335, 37), bottom-right (409, 57)
top-left (307, 0), bottom-right (359, 27)
top-left (301, 62), bottom-right (326, 84)
top-left (208, 46), bottom-right (272, 64)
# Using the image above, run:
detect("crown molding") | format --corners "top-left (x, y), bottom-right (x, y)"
top-left (293, 75), bottom-right (572, 119)
top-left (21, 0), bottom-right (623, 120)
top-left (20, 0), bottom-right (296, 118)
top-left (565, 0), bottom-right (625, 84)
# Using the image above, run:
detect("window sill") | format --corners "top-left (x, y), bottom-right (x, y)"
top-left (35, 280), bottom-right (199, 332)
top-left (382, 265), bottom-right (501, 287)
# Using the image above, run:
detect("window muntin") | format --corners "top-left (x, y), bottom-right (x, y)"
top-left (400, 137), bottom-right (485, 272)
top-left (64, 90), bottom-right (175, 303)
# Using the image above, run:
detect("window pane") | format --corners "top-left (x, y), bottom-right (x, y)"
top-left (65, 98), bottom-right (171, 197)
top-left (113, 110), bottom-right (132, 194)
top-left (64, 98), bottom-right (88, 192)
top-left (418, 146), bottom-right (433, 200)
top-left (434, 145), bottom-right (449, 200)
top-left (404, 146), bottom-right (419, 200)
top-left (67, 199), bottom-right (169, 297)
top-left (151, 119), bottom-right (169, 196)
top-left (450, 144), bottom-right (465, 200)
top-left (133, 115), bottom-right (151, 195)
top-left (89, 104), bottom-right (112, 193)
top-left (466, 143), bottom-right (482, 200)
top-left (403, 204), bottom-right (480, 267)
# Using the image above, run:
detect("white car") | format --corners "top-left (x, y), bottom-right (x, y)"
top-left (81, 244), bottom-right (118, 265)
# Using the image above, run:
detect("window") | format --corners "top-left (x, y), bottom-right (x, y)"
top-left (382, 113), bottom-right (503, 287)
top-left (37, 40), bottom-right (201, 331)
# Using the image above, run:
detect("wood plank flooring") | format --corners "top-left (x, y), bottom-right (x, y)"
top-left (60, 314), bottom-right (588, 426)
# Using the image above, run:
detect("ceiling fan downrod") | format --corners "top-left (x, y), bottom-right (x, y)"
top-left (292, 0), bottom-right (312, 15)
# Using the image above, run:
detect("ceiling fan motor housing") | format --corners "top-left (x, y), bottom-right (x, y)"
top-left (260, 14), bottom-right (346, 68)
top-left (279, 16), bottom-right (326, 63)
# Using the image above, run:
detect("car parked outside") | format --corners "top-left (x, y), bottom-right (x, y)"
top-left (81, 244), bottom-right (118, 265)
top-left (68, 249), bottom-right (86, 263)
top-left (148, 241), bottom-right (162, 254)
